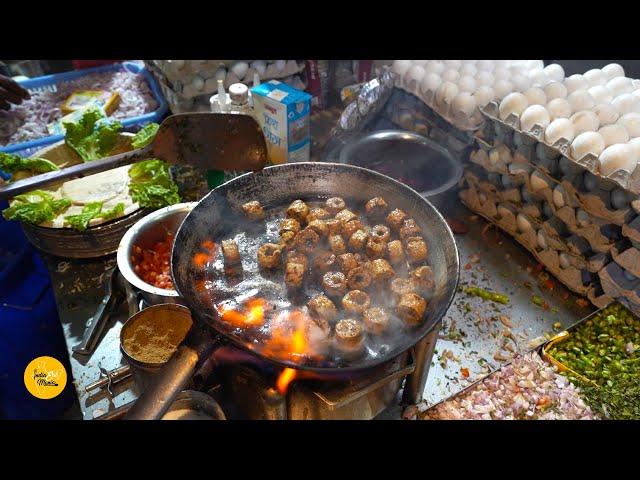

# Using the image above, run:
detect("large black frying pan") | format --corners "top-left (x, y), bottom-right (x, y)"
top-left (126, 162), bottom-right (459, 419)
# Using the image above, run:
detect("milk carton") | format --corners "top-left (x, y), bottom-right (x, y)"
top-left (251, 80), bottom-right (312, 164)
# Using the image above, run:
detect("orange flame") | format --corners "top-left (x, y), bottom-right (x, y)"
top-left (218, 298), bottom-right (267, 328)
top-left (276, 368), bottom-right (297, 395)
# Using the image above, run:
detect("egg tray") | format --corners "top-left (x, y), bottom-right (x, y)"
top-left (478, 100), bottom-right (640, 197)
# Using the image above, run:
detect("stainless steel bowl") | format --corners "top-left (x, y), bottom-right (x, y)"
top-left (117, 202), bottom-right (197, 305)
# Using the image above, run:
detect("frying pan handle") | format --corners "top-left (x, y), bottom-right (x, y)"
top-left (125, 327), bottom-right (217, 420)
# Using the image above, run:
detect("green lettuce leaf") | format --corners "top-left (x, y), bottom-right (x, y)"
top-left (0, 152), bottom-right (60, 174)
top-left (2, 190), bottom-right (72, 224)
top-left (63, 107), bottom-right (122, 162)
top-left (128, 159), bottom-right (180, 209)
top-left (64, 202), bottom-right (104, 231)
top-left (131, 123), bottom-right (160, 149)
top-left (101, 202), bottom-right (125, 221)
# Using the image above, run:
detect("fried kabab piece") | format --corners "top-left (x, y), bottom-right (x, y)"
top-left (326, 218), bottom-right (341, 235)
top-left (322, 271), bottom-right (347, 297)
top-left (294, 228), bottom-right (320, 254)
top-left (410, 265), bottom-right (435, 292)
top-left (371, 224), bottom-right (390, 243)
top-left (285, 262), bottom-right (305, 289)
top-left (221, 239), bottom-right (241, 267)
top-left (279, 231), bottom-right (297, 250)
top-left (342, 290), bottom-right (371, 315)
top-left (399, 218), bottom-right (423, 241)
top-left (387, 240), bottom-right (405, 265)
top-left (257, 243), bottom-right (282, 269)
top-left (326, 197), bottom-right (346, 215)
top-left (386, 208), bottom-right (408, 231)
top-left (279, 217), bottom-right (301, 235)
top-left (307, 219), bottom-right (328, 237)
top-left (396, 293), bottom-right (427, 325)
top-left (335, 208), bottom-right (358, 225)
top-left (286, 199), bottom-right (310, 223)
top-left (241, 200), bottom-right (264, 221)
top-left (363, 307), bottom-right (390, 335)
top-left (348, 229), bottom-right (369, 252)
top-left (369, 258), bottom-right (395, 283)
top-left (390, 277), bottom-right (418, 298)
top-left (286, 251), bottom-right (308, 271)
top-left (342, 219), bottom-right (365, 238)
top-left (312, 250), bottom-right (336, 273)
top-left (307, 207), bottom-right (331, 223)
top-left (365, 238), bottom-right (386, 259)
top-left (405, 236), bottom-right (428, 264)
top-left (347, 265), bottom-right (372, 290)
top-left (337, 253), bottom-right (361, 274)
top-left (365, 197), bottom-right (389, 219)
top-left (307, 294), bottom-right (338, 322)
top-left (334, 318), bottom-right (365, 359)
top-left (329, 234), bottom-right (347, 255)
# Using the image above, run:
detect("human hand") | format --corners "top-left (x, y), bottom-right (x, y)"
top-left (0, 74), bottom-right (30, 110)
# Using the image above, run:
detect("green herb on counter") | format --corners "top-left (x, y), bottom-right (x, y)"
top-left (0, 152), bottom-right (59, 174)
top-left (463, 286), bottom-right (510, 304)
top-left (128, 159), bottom-right (180, 209)
top-left (531, 294), bottom-right (545, 307)
top-left (131, 123), bottom-right (160, 149)
top-left (576, 373), bottom-right (640, 420)
top-left (64, 107), bottom-right (122, 162)
top-left (2, 190), bottom-right (71, 224)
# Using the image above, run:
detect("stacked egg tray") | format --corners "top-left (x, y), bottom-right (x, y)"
top-left (382, 87), bottom-right (476, 156)
top-left (459, 103), bottom-right (640, 316)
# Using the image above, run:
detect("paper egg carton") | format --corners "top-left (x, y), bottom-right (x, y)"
top-left (479, 100), bottom-right (640, 196)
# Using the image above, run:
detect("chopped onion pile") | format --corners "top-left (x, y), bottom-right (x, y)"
top-left (0, 70), bottom-right (158, 146)
top-left (422, 351), bottom-right (598, 420)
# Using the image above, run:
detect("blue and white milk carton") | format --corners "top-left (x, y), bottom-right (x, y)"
top-left (251, 80), bottom-right (312, 165)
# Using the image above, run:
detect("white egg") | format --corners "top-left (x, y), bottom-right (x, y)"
top-left (571, 131), bottom-right (606, 159)
top-left (598, 143), bottom-right (636, 176)
top-left (607, 76), bottom-right (634, 97)
top-left (499, 92), bottom-right (528, 120)
top-left (587, 85), bottom-right (612, 105)
top-left (511, 75), bottom-right (531, 92)
top-left (628, 137), bottom-right (640, 159)
top-left (618, 113), bottom-right (640, 137)
top-left (275, 60), bottom-right (287, 71)
top-left (479, 192), bottom-right (488, 204)
top-left (584, 68), bottom-right (607, 86)
top-left (546, 98), bottom-right (572, 119)
top-left (544, 81), bottom-right (568, 101)
top-left (592, 103), bottom-right (619, 126)
top-left (444, 60), bottom-right (462, 70)
top-left (497, 205), bottom-right (513, 219)
top-left (559, 253), bottom-right (571, 269)
top-left (191, 74), bottom-right (205, 91)
top-left (230, 61), bottom-right (249, 80)
top-left (612, 93), bottom-right (640, 115)
top-left (214, 66), bottom-right (227, 81)
top-left (425, 61), bottom-right (445, 75)
top-left (493, 67), bottom-right (510, 81)
top-left (599, 124), bottom-right (630, 147)
top-left (392, 60), bottom-right (413, 78)
top-left (474, 71), bottom-right (494, 87)
top-left (439, 69), bottom-right (458, 84)
top-left (412, 60), bottom-right (429, 66)
top-left (434, 81), bottom-right (459, 111)
top-left (251, 60), bottom-right (267, 76)
top-left (553, 185), bottom-right (566, 208)
top-left (451, 92), bottom-right (477, 118)
top-left (530, 69), bottom-right (549, 87)
top-left (457, 75), bottom-right (476, 93)
top-left (476, 60), bottom-right (495, 72)
top-left (405, 65), bottom-right (426, 93)
top-left (537, 230), bottom-right (548, 249)
top-left (564, 74), bottom-right (589, 94)
top-left (570, 110), bottom-right (600, 135)
top-left (488, 149), bottom-right (501, 166)
top-left (524, 87), bottom-right (547, 106)
top-left (420, 72), bottom-right (442, 96)
top-left (494, 80), bottom-right (514, 99)
top-left (567, 90), bottom-right (595, 112)
top-left (602, 63), bottom-right (625, 80)
top-left (473, 86), bottom-right (495, 107)
top-left (545, 118), bottom-right (575, 144)
top-left (530, 170), bottom-right (551, 191)
top-left (460, 63), bottom-right (477, 77)
top-left (520, 105), bottom-right (551, 132)
top-left (544, 64), bottom-right (565, 83)
top-left (516, 213), bottom-right (532, 233)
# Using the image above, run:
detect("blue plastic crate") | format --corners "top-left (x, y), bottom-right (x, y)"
top-left (0, 61), bottom-right (168, 158)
